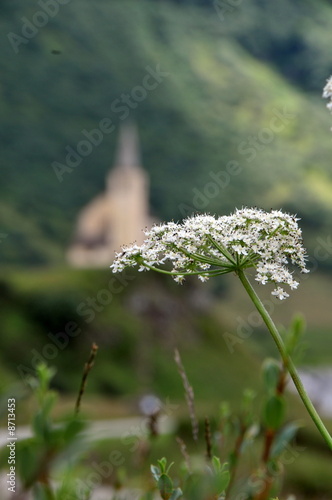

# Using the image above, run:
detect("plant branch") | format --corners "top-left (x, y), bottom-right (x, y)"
top-left (237, 270), bottom-right (332, 450)
top-left (75, 343), bottom-right (98, 415)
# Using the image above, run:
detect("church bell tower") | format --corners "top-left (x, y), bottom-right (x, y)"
top-left (67, 123), bottom-right (154, 267)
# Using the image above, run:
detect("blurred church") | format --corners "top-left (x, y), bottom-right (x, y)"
top-left (67, 123), bottom-right (155, 267)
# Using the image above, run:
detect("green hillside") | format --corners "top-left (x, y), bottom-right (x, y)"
top-left (0, 268), bottom-right (262, 405)
top-left (1, 0), bottom-right (332, 265)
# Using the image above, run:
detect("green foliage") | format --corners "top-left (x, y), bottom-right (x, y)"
top-left (262, 359), bottom-right (282, 394)
top-left (151, 458), bottom-right (183, 500)
top-left (270, 422), bottom-right (301, 460)
top-left (151, 455), bottom-right (230, 500)
top-left (1, 346), bottom-right (329, 498)
top-left (263, 395), bottom-right (286, 431)
top-left (2, 1), bottom-right (332, 265)
top-left (211, 457), bottom-right (231, 493)
top-left (0, 364), bottom-right (90, 499)
top-left (146, 350), bottom-right (306, 500)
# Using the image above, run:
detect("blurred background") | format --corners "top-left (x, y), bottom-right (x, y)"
top-left (1, 0), bottom-right (332, 496)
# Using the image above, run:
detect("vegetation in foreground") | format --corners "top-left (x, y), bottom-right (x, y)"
top-left (1, 330), bottom-right (331, 500)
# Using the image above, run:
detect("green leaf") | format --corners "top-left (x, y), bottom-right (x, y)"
top-left (170, 488), bottom-right (183, 500)
top-left (32, 411), bottom-right (51, 440)
top-left (17, 440), bottom-right (40, 486)
top-left (211, 458), bottom-right (230, 493)
top-left (215, 469), bottom-right (230, 493)
top-left (270, 422), bottom-right (301, 458)
top-left (158, 474), bottom-right (173, 500)
top-left (262, 358), bottom-right (281, 393)
top-left (157, 457), bottom-right (168, 474)
top-left (212, 456), bottom-right (222, 473)
top-left (42, 392), bottom-right (58, 415)
top-left (151, 464), bottom-right (161, 481)
top-left (228, 450), bottom-right (237, 469)
top-left (263, 395), bottom-right (285, 430)
top-left (166, 461), bottom-right (175, 475)
top-left (35, 364), bottom-right (57, 404)
top-left (63, 417), bottom-right (86, 442)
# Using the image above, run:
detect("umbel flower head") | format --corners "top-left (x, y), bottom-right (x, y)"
top-left (111, 207), bottom-right (309, 300)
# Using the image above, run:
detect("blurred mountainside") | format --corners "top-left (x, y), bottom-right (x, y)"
top-left (1, 0), bottom-right (332, 266)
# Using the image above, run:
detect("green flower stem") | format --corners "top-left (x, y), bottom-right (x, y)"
top-left (237, 269), bottom-right (332, 450)
top-left (143, 263), bottom-right (232, 277)
top-left (207, 235), bottom-right (236, 264)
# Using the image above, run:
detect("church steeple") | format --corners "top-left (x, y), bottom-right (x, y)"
top-left (67, 122), bottom-right (154, 267)
top-left (114, 122), bottom-right (141, 168)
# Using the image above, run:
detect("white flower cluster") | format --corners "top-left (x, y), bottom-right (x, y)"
top-left (323, 76), bottom-right (332, 113)
top-left (111, 207), bottom-right (309, 299)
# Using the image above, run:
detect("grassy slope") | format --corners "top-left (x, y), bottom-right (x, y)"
top-left (1, 0), bottom-right (332, 264)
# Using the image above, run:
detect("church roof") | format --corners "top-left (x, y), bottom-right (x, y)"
top-left (114, 122), bottom-right (142, 168)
